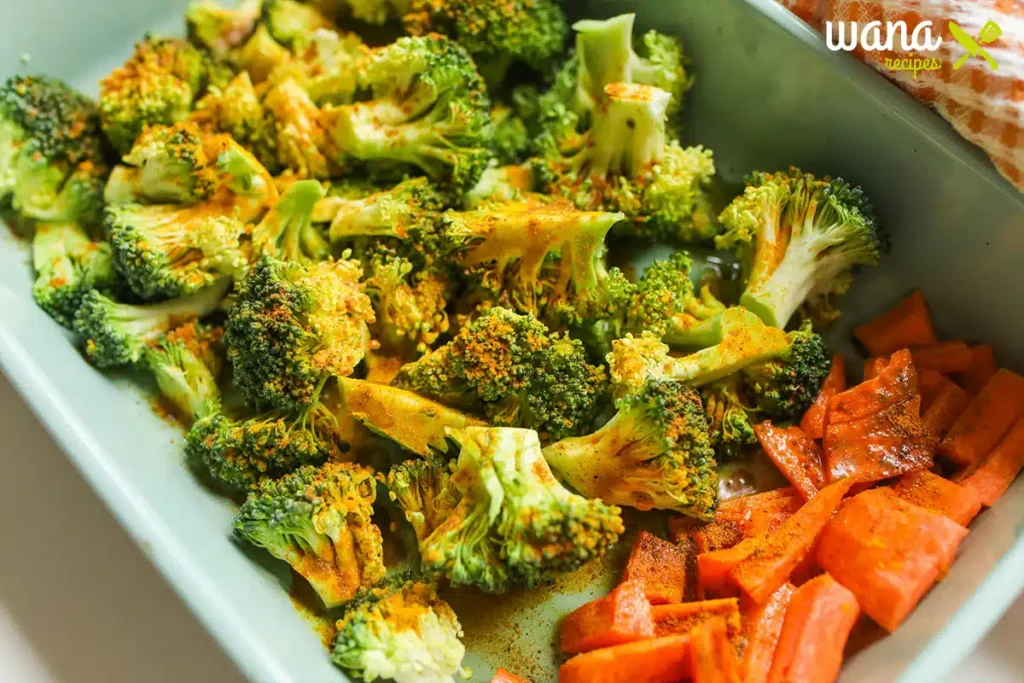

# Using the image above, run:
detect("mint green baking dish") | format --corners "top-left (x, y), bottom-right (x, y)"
top-left (1, 0), bottom-right (1022, 681)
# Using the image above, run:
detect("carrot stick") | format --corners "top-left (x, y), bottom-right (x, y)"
top-left (909, 341), bottom-right (974, 374)
top-left (492, 668), bottom-right (530, 683)
top-left (754, 422), bottom-right (826, 501)
top-left (890, 469), bottom-right (982, 527)
top-left (560, 581), bottom-right (655, 654)
top-left (956, 345), bottom-right (998, 395)
top-left (728, 478), bottom-right (854, 604)
top-left (959, 417), bottom-right (1024, 506)
top-left (652, 598), bottom-right (740, 638)
top-left (559, 634), bottom-right (693, 683)
top-left (766, 573), bottom-right (859, 683)
top-left (921, 381), bottom-right (970, 439)
top-left (917, 369), bottom-right (948, 411)
top-left (801, 354), bottom-right (846, 439)
top-left (939, 369), bottom-right (1024, 466)
top-left (740, 583), bottom-right (795, 683)
top-left (679, 489), bottom-right (803, 553)
top-left (853, 289), bottom-right (937, 356)
top-left (698, 541), bottom-right (755, 599)
top-left (690, 617), bottom-right (741, 683)
top-left (861, 356), bottom-right (889, 382)
top-left (623, 531), bottom-right (692, 605)
top-left (824, 350), bottom-right (935, 484)
top-left (816, 488), bottom-right (968, 632)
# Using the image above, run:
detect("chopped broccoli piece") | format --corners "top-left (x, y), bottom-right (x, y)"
top-left (263, 78), bottom-right (335, 178)
top-left (233, 462), bottom-right (385, 608)
top-left (266, 28), bottom-right (366, 106)
top-left (73, 277), bottom-right (230, 368)
top-left (252, 178), bottom-right (328, 262)
top-left (700, 375), bottom-right (757, 460)
top-left (385, 457), bottom-right (459, 544)
top-left (394, 307), bottom-right (608, 442)
top-left (235, 25), bottom-right (293, 83)
top-left (262, 0), bottom-right (337, 47)
top-left (225, 256), bottom-right (374, 412)
top-left (0, 75), bottom-right (108, 227)
top-left (186, 0), bottom-right (261, 57)
top-left (462, 164), bottom-right (533, 209)
top-left (362, 255), bottom-right (451, 356)
top-left (332, 575), bottom-right (467, 683)
top-left (389, 427), bottom-right (623, 592)
top-left (322, 35), bottom-right (492, 194)
top-left (740, 323), bottom-right (832, 421)
top-left (491, 104), bottom-right (531, 166)
top-left (543, 378), bottom-right (718, 518)
top-left (717, 167), bottom-right (888, 328)
top-left (144, 323), bottom-right (223, 422)
top-left (104, 121), bottom-right (219, 205)
top-left (31, 222), bottom-right (118, 328)
top-left (190, 72), bottom-right (277, 171)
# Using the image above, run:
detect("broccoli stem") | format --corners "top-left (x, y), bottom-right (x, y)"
top-left (119, 278), bottom-right (230, 342)
top-left (573, 14), bottom-right (637, 111)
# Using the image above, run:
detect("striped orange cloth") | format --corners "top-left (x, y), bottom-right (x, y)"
top-left (777, 0), bottom-right (1024, 192)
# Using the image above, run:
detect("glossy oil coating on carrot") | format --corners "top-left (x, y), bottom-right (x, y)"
top-left (492, 667), bottom-right (530, 683)
top-left (558, 634), bottom-right (692, 683)
top-left (917, 369), bottom-right (947, 411)
top-left (921, 381), bottom-right (970, 439)
top-left (939, 369), bottom-right (1024, 466)
top-left (908, 341), bottom-right (974, 374)
top-left (560, 581), bottom-right (654, 654)
top-left (766, 573), bottom-right (859, 683)
top-left (853, 289), bottom-right (936, 356)
top-left (824, 350), bottom-right (935, 484)
top-left (816, 488), bottom-right (968, 632)
top-left (956, 344), bottom-right (998, 395)
top-left (678, 488), bottom-right (803, 553)
top-left (861, 356), bottom-right (889, 382)
top-left (801, 354), bottom-right (846, 440)
top-left (754, 422), bottom-right (826, 500)
top-left (651, 598), bottom-right (740, 638)
top-left (623, 531), bottom-right (692, 604)
top-left (890, 469), bottom-right (981, 527)
top-left (690, 617), bottom-right (741, 683)
top-left (740, 583), bottom-right (795, 683)
top-left (959, 417), bottom-right (1024, 507)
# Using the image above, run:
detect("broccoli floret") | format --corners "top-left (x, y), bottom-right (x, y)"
top-left (31, 222), bottom-right (118, 328)
top-left (73, 278), bottom-right (230, 368)
top-left (225, 256), bottom-right (374, 412)
top-left (441, 199), bottom-right (627, 323)
top-left (462, 164), bottom-right (533, 209)
top-left (491, 104), bottom-right (531, 166)
top-left (717, 167), bottom-right (888, 328)
top-left (99, 37), bottom-right (213, 154)
top-left (104, 121), bottom-right (218, 205)
top-left (235, 25), bottom-right (293, 83)
top-left (233, 462), bottom-right (385, 608)
top-left (404, 0), bottom-right (568, 88)
top-left (543, 378), bottom-right (718, 519)
top-left (186, 0), bottom-right (261, 57)
top-left (0, 75), bottom-right (108, 227)
top-left (362, 255), bottom-right (451, 356)
top-left (190, 72), bottom-right (277, 170)
top-left (266, 28), bottom-right (366, 107)
top-left (701, 375), bottom-right (757, 461)
top-left (262, 0), bottom-right (337, 47)
top-left (740, 324), bottom-right (832, 421)
top-left (339, 377), bottom-right (485, 458)
top-left (394, 307), bottom-right (608, 442)
top-left (322, 35), bottom-right (492, 194)
top-left (144, 323), bottom-right (223, 422)
top-left (252, 178), bottom-right (328, 262)
top-left (332, 575), bottom-right (467, 683)
top-left (385, 457), bottom-right (459, 543)
top-left (389, 427), bottom-right (623, 592)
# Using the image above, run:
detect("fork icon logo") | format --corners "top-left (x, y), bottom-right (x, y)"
top-left (949, 20), bottom-right (1002, 71)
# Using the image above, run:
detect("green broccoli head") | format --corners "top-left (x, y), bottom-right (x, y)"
top-left (404, 0), bottom-right (568, 87)
top-left (741, 325), bottom-right (831, 421)
top-left (701, 375), bottom-right (757, 461)
top-left (186, 0), bottom-right (261, 58)
top-left (392, 427), bottom-right (623, 593)
top-left (262, 79), bottom-right (335, 178)
top-left (394, 307), bottom-right (608, 442)
top-left (332, 575), bottom-right (467, 682)
top-left (104, 121), bottom-right (218, 205)
top-left (462, 164), bottom-right (533, 209)
top-left (234, 25), bottom-right (293, 83)
top-left (225, 256), bottom-right (374, 412)
top-left (190, 72), bottom-right (277, 171)
top-left (491, 104), bottom-right (532, 166)
top-left (718, 167), bottom-right (888, 328)
top-left (144, 322), bottom-right (223, 422)
top-left (322, 35), bottom-right (492, 194)
top-left (252, 178), bottom-right (328, 263)
top-left (31, 222), bottom-right (118, 328)
top-left (265, 28), bottom-right (366, 107)
top-left (543, 378), bottom-right (718, 519)
top-left (233, 462), bottom-right (385, 609)
top-left (363, 255), bottom-right (451, 356)
top-left (386, 456), bottom-right (459, 544)
top-left (73, 278), bottom-right (230, 368)
top-left (262, 0), bottom-right (337, 48)
top-left (0, 75), bottom-right (108, 227)
top-left (99, 37), bottom-right (212, 154)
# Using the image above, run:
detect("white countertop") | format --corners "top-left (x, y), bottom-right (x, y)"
top-left (0, 373), bottom-right (1020, 683)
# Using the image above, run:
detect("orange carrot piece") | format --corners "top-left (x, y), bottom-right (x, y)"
top-left (766, 574), bottom-right (859, 683)
top-left (492, 668), bottom-right (530, 683)
top-left (728, 478), bottom-right (854, 604)
top-left (680, 489), bottom-right (803, 553)
top-left (917, 369), bottom-right (948, 411)
top-left (824, 349), bottom-right (935, 484)
top-left (816, 488), bottom-right (968, 632)
top-left (939, 369), bottom-right (1024, 466)
top-left (652, 599), bottom-right (740, 638)
top-left (559, 634), bottom-right (693, 683)
top-left (623, 531), bottom-right (692, 605)
top-left (890, 469), bottom-right (982, 527)
top-left (801, 354), bottom-right (847, 440)
top-left (740, 583), bottom-right (795, 683)
top-left (909, 341), bottom-right (974, 374)
top-left (698, 541), bottom-right (756, 599)
top-left (960, 417), bottom-right (1024, 506)
top-left (921, 381), bottom-right (970, 439)
top-left (560, 581), bottom-right (655, 654)
top-left (861, 356), bottom-right (889, 382)
top-left (754, 422), bottom-right (826, 501)
top-left (691, 618), bottom-right (741, 683)
top-left (853, 290), bottom-right (936, 355)
top-left (956, 345), bottom-right (998, 395)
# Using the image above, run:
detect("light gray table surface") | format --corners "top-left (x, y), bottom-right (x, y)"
top-left (0, 373), bottom-right (1020, 683)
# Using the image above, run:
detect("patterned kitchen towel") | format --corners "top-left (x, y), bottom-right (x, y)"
top-left (777, 0), bottom-right (1024, 193)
